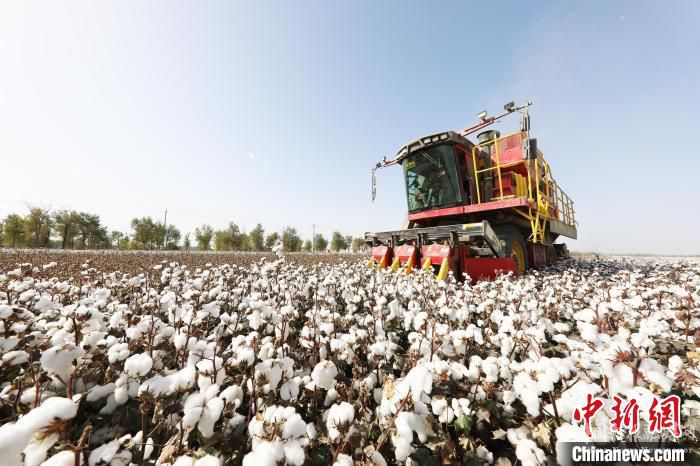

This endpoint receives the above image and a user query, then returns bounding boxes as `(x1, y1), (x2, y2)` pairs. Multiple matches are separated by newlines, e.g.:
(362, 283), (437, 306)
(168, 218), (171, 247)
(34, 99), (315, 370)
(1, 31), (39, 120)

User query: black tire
(494, 225), (528, 274)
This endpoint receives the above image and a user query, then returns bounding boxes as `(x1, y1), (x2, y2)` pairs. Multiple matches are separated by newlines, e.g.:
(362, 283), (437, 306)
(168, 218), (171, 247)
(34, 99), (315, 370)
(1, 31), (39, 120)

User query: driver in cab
(415, 169), (447, 208)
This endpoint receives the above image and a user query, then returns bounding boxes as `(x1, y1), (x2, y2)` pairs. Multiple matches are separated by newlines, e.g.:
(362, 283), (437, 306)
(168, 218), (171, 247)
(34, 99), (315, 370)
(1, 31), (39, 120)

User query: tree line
(0, 206), (366, 252)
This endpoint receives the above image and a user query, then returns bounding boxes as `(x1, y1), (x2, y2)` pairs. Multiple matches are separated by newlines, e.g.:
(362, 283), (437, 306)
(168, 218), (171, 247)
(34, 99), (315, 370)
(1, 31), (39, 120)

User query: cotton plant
(0, 255), (698, 464)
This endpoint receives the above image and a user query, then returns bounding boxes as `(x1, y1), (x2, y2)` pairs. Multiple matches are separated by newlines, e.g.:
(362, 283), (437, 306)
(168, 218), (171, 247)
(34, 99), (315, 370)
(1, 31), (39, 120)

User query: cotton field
(0, 252), (698, 466)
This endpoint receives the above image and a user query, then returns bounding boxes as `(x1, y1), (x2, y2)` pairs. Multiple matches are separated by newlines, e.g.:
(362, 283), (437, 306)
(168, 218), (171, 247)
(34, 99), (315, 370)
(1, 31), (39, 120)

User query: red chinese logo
(610, 395), (640, 434)
(648, 395), (681, 437)
(573, 394), (604, 437)
(573, 394), (682, 438)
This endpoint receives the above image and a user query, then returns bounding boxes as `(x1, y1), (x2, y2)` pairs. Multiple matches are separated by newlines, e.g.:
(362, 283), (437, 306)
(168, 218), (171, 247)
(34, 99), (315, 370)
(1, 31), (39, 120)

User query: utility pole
(312, 224), (315, 252)
(162, 209), (168, 250)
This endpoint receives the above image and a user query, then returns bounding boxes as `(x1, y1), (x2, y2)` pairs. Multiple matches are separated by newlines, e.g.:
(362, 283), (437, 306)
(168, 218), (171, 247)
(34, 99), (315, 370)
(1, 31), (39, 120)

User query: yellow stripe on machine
(390, 256), (400, 272)
(436, 257), (449, 281)
(405, 256), (414, 275)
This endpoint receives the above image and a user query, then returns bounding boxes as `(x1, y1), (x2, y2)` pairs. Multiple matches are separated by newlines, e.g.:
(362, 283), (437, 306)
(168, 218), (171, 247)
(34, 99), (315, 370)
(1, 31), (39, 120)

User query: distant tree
(265, 232), (280, 250)
(313, 233), (328, 252)
(302, 240), (312, 251)
(351, 237), (366, 253)
(25, 207), (52, 248)
(54, 210), (78, 249)
(163, 225), (181, 249)
(0, 219), (4, 245)
(240, 234), (252, 251)
(3, 214), (25, 248)
(110, 231), (124, 249)
(214, 230), (230, 251)
(330, 231), (348, 252)
(184, 234), (191, 251)
(344, 235), (353, 251)
(249, 224), (265, 251)
(282, 226), (302, 252)
(195, 224), (214, 250)
(130, 217), (158, 249)
(75, 212), (107, 249)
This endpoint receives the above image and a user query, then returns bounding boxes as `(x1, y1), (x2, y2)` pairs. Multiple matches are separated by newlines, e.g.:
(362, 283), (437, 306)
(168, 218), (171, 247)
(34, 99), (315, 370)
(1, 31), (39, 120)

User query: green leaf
(455, 414), (474, 434)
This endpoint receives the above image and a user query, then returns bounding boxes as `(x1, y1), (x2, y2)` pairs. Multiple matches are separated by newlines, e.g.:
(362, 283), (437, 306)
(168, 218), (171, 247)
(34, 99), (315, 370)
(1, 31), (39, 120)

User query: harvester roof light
(504, 101), (516, 112)
(477, 111), (487, 120)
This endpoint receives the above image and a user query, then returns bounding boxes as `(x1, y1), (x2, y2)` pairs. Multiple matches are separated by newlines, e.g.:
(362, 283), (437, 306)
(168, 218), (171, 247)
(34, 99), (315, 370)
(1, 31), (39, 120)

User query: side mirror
(525, 138), (538, 160)
(371, 168), (377, 201)
(520, 114), (531, 132)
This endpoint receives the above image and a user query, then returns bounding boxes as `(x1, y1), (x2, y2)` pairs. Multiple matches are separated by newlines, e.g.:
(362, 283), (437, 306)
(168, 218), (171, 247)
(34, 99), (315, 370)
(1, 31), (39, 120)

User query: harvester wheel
(495, 226), (528, 275)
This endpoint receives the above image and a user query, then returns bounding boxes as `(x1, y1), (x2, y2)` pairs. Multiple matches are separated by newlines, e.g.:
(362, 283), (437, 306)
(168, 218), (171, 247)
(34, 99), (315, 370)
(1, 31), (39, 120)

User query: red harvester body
(366, 101), (577, 283)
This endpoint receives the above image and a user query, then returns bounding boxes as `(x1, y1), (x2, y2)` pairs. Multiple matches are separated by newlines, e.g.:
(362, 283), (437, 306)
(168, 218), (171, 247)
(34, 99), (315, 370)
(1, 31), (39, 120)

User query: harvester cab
(366, 101), (577, 283)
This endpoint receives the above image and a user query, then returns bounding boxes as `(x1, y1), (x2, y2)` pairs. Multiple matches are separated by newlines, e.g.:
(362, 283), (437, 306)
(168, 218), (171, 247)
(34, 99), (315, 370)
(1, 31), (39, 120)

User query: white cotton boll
(242, 441), (285, 466)
(282, 439), (305, 465)
(476, 445), (494, 463)
(554, 381), (602, 421)
(513, 372), (540, 416)
(482, 359), (499, 383)
(172, 455), (195, 466)
(107, 343), (130, 363)
(395, 411), (429, 443)
(639, 358), (673, 393)
(392, 434), (415, 462)
(573, 308), (596, 322)
(311, 360), (338, 390)
(143, 437), (154, 460)
(198, 397), (224, 438)
(41, 345), (83, 385)
(403, 363), (433, 402)
(88, 439), (133, 466)
(368, 451), (386, 466)
(555, 422), (589, 464)
(431, 396), (454, 423)
(515, 439), (545, 466)
(553, 322), (570, 333)
(255, 360), (283, 393)
(220, 385), (244, 407)
(306, 422), (317, 440)
(2, 350), (29, 366)
(139, 366), (196, 397)
(247, 310), (262, 330)
(473, 327), (484, 345)
(326, 402), (355, 441)
(0, 396), (79, 466)
(281, 379), (300, 401)
(173, 333), (189, 350)
(124, 353), (153, 377)
(577, 322), (601, 344)
(86, 383), (115, 402)
(333, 454), (353, 466)
(506, 426), (529, 446)
(40, 450), (81, 466)
(668, 355), (683, 374)
(194, 455), (221, 466)
(451, 398), (471, 417)
(0, 304), (12, 319)
(23, 430), (60, 466)
(324, 388), (338, 406)
(282, 413), (308, 439)
(182, 392), (205, 428)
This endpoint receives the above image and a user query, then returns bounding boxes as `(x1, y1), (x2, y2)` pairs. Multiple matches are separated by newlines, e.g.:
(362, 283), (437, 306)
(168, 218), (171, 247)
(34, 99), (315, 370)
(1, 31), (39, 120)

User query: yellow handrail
(469, 131), (576, 243)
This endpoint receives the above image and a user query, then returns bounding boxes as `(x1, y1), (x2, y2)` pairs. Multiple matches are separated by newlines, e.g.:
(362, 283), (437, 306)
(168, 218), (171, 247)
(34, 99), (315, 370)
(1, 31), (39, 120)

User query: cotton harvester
(366, 101), (577, 283)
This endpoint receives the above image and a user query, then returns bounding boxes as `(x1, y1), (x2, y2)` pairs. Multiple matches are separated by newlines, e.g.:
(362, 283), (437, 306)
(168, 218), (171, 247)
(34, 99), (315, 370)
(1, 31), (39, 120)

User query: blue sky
(1, 1), (698, 254)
